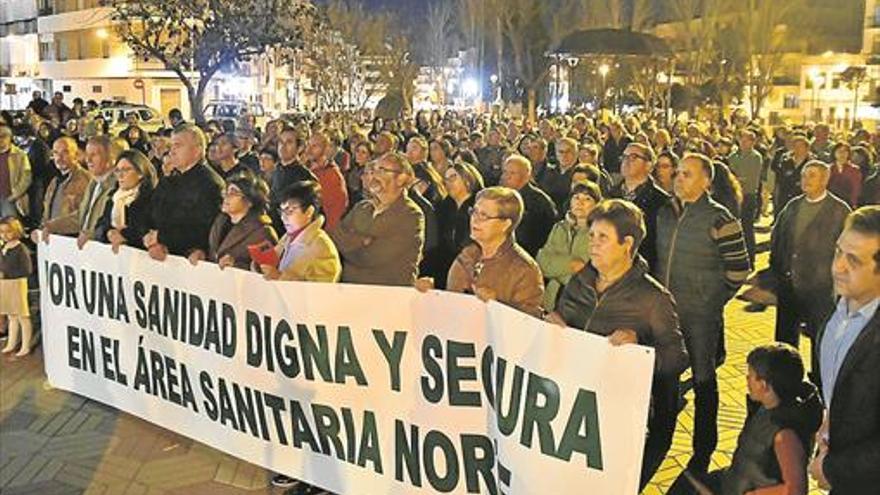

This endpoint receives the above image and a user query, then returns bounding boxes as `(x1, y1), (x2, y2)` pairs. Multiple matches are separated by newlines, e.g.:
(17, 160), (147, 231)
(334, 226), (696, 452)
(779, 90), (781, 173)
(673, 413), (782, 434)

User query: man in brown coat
(35, 136), (92, 240)
(331, 152), (424, 286)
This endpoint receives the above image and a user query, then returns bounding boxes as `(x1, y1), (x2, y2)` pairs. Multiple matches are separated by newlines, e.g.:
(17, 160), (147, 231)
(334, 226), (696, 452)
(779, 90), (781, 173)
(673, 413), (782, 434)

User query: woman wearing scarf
(97, 149), (157, 251)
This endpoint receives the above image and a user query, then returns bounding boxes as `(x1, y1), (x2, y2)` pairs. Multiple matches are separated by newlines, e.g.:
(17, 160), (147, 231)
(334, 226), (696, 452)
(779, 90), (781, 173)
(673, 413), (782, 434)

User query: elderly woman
(547, 199), (688, 491)
(536, 180), (601, 310)
(259, 180), (341, 282)
(189, 173), (277, 270)
(420, 186), (544, 317)
(97, 149), (157, 251)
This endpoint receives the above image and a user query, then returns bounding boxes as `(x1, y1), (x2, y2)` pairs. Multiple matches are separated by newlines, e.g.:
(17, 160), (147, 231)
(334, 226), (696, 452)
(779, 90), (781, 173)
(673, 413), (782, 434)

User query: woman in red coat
(828, 142), (862, 207)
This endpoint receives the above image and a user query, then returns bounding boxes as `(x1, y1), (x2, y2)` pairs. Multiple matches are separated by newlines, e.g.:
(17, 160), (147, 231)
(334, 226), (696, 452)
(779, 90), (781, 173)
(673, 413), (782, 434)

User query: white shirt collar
(805, 191), (827, 203)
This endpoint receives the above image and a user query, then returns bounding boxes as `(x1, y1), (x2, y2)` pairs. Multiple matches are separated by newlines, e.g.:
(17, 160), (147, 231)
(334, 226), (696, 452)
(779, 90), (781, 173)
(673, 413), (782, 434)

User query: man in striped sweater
(655, 153), (752, 479)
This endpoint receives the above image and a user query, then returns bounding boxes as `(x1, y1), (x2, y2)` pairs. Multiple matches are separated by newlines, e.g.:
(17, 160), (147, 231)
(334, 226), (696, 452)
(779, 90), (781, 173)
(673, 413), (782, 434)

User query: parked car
(203, 100), (270, 130)
(89, 104), (165, 135)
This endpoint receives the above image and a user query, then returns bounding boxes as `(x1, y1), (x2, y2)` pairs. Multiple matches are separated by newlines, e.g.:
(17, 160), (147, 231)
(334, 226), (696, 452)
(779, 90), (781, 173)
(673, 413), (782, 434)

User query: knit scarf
(110, 187), (140, 229)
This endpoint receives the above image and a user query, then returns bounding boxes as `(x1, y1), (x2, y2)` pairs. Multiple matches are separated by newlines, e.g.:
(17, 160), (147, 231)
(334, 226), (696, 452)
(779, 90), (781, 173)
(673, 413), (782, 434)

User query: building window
(37, 0), (53, 15)
(54, 0), (79, 14)
(55, 30), (86, 61)
(832, 74), (842, 89)
(39, 42), (55, 62)
(783, 94), (799, 109)
(80, 30), (106, 59)
(92, 85), (102, 93)
(62, 85), (72, 92)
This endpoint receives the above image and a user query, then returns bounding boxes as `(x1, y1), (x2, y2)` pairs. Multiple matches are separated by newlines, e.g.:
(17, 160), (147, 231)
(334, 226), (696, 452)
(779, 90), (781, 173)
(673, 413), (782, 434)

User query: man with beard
(331, 152), (424, 286)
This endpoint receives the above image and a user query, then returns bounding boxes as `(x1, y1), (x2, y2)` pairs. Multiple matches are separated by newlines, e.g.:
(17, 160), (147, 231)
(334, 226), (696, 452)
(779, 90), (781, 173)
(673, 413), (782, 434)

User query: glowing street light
(598, 64), (610, 109)
(96, 28), (109, 39)
(463, 77), (479, 99)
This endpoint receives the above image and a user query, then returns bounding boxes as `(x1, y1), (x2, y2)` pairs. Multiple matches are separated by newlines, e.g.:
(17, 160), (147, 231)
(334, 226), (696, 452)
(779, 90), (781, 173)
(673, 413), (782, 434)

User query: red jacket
(828, 162), (862, 207)
(310, 161), (349, 231)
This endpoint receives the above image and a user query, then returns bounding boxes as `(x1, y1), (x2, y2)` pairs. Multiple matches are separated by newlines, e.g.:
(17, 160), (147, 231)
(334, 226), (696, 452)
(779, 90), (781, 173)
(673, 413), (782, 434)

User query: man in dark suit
(144, 124), (224, 260)
(499, 154), (557, 257)
(770, 160), (851, 349)
(810, 205), (880, 494)
(611, 142), (670, 270)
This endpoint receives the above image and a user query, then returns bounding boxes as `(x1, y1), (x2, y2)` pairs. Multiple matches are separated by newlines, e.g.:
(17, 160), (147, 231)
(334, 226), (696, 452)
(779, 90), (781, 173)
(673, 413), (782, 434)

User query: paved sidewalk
(1, 252), (824, 494)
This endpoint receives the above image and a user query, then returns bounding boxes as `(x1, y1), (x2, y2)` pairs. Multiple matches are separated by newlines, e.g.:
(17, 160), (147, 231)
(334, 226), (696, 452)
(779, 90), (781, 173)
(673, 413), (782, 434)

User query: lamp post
(598, 63), (610, 110)
(808, 68), (825, 123)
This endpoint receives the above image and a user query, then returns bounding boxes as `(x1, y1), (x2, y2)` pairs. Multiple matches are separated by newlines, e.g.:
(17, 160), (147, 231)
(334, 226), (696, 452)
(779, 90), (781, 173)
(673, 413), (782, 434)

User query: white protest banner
(38, 236), (655, 494)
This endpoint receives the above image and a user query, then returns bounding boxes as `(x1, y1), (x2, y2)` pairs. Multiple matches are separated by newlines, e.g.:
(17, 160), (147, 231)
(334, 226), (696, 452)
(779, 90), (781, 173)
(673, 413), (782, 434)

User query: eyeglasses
(278, 204), (303, 217)
(622, 153), (649, 162)
(364, 165), (401, 176)
(468, 207), (504, 222)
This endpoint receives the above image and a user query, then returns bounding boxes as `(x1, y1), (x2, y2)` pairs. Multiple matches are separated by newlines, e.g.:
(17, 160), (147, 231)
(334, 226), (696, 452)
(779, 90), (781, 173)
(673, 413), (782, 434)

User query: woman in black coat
(434, 162), (484, 289)
(97, 149), (157, 250)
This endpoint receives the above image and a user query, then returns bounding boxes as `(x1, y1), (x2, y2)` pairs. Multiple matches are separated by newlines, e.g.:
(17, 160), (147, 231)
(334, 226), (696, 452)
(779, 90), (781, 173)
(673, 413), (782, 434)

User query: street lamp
(598, 63), (610, 109)
(809, 68), (825, 123)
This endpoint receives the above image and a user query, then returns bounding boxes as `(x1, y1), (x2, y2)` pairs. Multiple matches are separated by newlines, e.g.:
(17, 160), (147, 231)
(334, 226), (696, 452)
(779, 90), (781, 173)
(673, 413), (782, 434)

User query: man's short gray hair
(173, 123), (207, 153)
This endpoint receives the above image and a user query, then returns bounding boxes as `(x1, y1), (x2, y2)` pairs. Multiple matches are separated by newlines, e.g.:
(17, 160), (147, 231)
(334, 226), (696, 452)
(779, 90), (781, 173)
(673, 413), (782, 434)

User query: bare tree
(496, 0), (588, 121)
(105, 0), (315, 123)
(426, 1), (457, 105)
(741, 0), (803, 119)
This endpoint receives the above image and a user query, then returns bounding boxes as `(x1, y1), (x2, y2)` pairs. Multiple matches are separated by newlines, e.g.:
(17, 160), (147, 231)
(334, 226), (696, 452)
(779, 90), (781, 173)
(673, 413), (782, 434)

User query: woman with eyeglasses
(421, 186), (544, 318)
(263, 187), (339, 489)
(96, 149), (157, 251)
(189, 172), (277, 270)
(652, 150), (678, 195)
(536, 180), (601, 310)
(259, 180), (341, 283)
(433, 162), (484, 289)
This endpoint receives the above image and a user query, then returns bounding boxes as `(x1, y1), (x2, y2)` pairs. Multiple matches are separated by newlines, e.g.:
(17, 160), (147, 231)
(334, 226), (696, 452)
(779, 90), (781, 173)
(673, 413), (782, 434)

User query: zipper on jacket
(663, 202), (689, 288)
(584, 285), (605, 331)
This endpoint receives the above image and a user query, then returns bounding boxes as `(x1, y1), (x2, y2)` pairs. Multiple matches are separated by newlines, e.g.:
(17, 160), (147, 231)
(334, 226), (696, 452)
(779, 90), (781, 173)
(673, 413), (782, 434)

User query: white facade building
(1, 0), (311, 120)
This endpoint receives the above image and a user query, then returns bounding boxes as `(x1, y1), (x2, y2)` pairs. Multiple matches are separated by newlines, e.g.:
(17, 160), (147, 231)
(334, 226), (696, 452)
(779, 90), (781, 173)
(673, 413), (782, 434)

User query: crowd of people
(1, 90), (879, 495)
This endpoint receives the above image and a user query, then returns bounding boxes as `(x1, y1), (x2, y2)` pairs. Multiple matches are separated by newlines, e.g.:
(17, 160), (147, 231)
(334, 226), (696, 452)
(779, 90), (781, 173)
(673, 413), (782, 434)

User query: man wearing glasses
(611, 142), (670, 271)
(331, 152), (424, 286)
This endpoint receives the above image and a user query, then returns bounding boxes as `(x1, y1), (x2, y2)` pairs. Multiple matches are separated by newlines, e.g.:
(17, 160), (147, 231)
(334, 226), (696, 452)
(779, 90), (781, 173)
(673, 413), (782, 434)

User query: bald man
(500, 154), (557, 257)
(37, 136), (92, 239)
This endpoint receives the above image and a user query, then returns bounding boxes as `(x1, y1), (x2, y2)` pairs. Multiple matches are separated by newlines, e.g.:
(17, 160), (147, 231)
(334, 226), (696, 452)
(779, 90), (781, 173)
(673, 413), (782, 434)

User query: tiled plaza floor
(1, 252), (824, 494)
